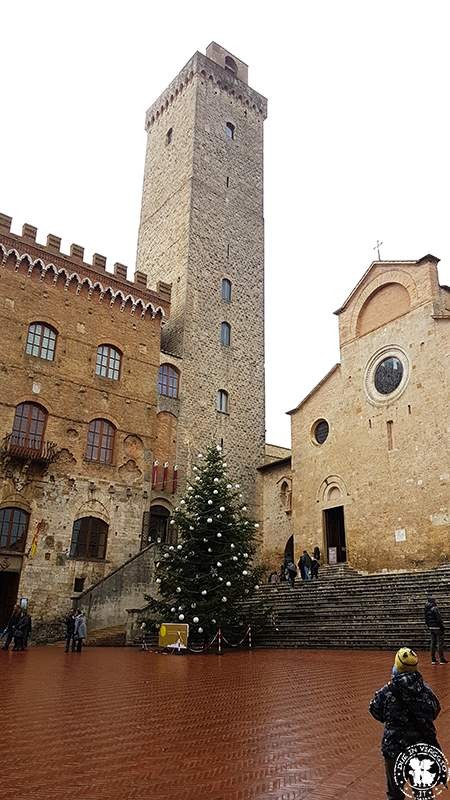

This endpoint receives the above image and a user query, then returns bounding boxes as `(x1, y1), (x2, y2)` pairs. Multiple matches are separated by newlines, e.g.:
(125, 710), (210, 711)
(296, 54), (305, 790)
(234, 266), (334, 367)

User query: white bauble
(217, 533), (222, 538)
(201, 590), (207, 596)
(216, 445), (222, 452)
(242, 506), (247, 511)
(217, 561), (222, 567)
(189, 526), (194, 531)
(242, 570), (248, 576)
(219, 577), (223, 581)
(213, 490), (218, 495)
(254, 523), (260, 529)
(195, 477), (201, 482)
(235, 484), (240, 489)
(227, 484), (232, 489)
(232, 556), (238, 561)
(208, 500), (213, 505)
(230, 544), (235, 549)
(164, 553), (169, 559)
(223, 462), (227, 467)
(213, 478), (219, 483)
(243, 552), (248, 558)
(176, 586), (181, 592)
(198, 453), (203, 458)
(208, 548), (212, 553)
(220, 506), (225, 512)
(171, 607), (176, 612)
(193, 466), (198, 472)
(177, 544), (182, 550)
(198, 627), (203, 633)
(156, 577), (161, 583)
(226, 581), (231, 587)
(193, 616), (199, 624)
(180, 500), (185, 505)
(169, 545), (174, 551)
(178, 614), (185, 621)
(157, 537), (161, 543)
(170, 520), (175, 525)
(255, 585), (260, 590)
(178, 606), (183, 611)
(207, 518), (213, 523)
(222, 596), (227, 603)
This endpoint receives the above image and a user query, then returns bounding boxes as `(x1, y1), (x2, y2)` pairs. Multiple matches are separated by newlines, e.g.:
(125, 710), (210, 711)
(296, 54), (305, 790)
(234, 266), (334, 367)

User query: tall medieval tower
(136, 43), (267, 512)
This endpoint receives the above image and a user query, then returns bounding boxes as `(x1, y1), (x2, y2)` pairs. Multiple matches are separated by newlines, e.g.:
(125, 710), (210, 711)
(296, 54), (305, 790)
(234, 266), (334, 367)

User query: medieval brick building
(0, 42), (268, 625)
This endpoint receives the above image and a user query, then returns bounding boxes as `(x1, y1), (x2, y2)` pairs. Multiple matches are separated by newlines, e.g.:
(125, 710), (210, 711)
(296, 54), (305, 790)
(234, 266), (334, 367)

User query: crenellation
(0, 213), (12, 232)
(46, 233), (61, 252)
(134, 270), (147, 289)
(70, 243), (84, 261)
(22, 223), (37, 241)
(92, 253), (107, 271)
(114, 262), (128, 281)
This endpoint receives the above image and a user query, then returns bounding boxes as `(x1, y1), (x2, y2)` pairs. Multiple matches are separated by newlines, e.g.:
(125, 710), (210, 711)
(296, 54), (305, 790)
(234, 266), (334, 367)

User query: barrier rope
(221, 625), (251, 648)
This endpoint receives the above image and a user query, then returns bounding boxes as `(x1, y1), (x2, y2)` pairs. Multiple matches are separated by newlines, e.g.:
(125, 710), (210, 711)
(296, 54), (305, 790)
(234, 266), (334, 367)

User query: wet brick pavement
(0, 647), (449, 800)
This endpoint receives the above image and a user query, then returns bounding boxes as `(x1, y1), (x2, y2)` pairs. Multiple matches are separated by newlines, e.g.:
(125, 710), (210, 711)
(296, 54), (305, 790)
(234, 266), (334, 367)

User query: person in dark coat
(313, 546), (321, 561)
(65, 610), (77, 653)
(285, 560), (297, 588)
(12, 611), (30, 651)
(300, 550), (312, 581)
(369, 647), (442, 800)
(311, 551), (320, 580)
(297, 555), (306, 581)
(22, 610), (32, 649)
(74, 611), (87, 652)
(2, 604), (21, 651)
(424, 596), (448, 664)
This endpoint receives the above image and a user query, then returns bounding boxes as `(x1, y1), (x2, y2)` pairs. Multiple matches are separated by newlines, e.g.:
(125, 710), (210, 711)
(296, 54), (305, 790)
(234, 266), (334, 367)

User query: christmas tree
(145, 444), (263, 640)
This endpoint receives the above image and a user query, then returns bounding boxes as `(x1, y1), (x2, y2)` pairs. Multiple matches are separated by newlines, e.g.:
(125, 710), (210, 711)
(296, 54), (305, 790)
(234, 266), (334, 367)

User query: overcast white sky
(2, 1), (449, 447)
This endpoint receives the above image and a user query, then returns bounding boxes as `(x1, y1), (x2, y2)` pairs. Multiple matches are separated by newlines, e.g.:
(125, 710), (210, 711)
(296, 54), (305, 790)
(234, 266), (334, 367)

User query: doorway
(284, 534), (294, 563)
(0, 572), (20, 628)
(323, 506), (347, 564)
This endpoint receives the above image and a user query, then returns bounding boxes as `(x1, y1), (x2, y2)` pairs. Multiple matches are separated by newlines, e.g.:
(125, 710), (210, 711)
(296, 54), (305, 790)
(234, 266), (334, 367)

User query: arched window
(220, 322), (231, 346)
(166, 127), (173, 145)
(70, 516), (108, 560)
(95, 345), (121, 381)
(225, 122), (235, 140)
(216, 389), (229, 413)
(225, 56), (238, 76)
(158, 364), (180, 398)
(221, 278), (232, 303)
(0, 508), (30, 553)
(85, 419), (115, 464)
(280, 480), (291, 511)
(26, 322), (57, 361)
(11, 403), (47, 451)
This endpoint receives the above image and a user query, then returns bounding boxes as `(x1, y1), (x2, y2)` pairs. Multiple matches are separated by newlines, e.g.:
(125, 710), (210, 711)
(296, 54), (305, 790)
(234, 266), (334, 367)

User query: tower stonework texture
(137, 43), (267, 512)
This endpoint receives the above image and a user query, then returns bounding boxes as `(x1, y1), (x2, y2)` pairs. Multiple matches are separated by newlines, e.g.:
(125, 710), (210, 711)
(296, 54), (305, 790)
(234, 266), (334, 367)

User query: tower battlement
(144, 46), (267, 131)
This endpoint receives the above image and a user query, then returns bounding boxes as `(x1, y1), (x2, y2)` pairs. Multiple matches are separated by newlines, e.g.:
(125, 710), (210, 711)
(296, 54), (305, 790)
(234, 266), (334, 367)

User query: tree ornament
(207, 518), (213, 523)
(195, 476), (201, 482)
(198, 453), (203, 458)
(169, 545), (174, 551)
(157, 537), (161, 543)
(170, 519), (175, 525)
(175, 507), (179, 512)
(178, 606), (183, 611)
(242, 506), (247, 511)
(217, 532), (222, 538)
(220, 506), (225, 512)
(216, 445), (222, 451)
(164, 553), (169, 559)
(243, 552), (248, 558)
(217, 561), (222, 567)
(156, 577), (161, 583)
(198, 627), (203, 633)
(230, 544), (235, 549)
(178, 614), (185, 620)
(219, 577), (223, 581)
(232, 556), (238, 561)
(222, 596), (227, 602)
(223, 462), (227, 467)
(208, 500), (213, 505)
(227, 484), (232, 489)
(254, 523), (260, 528)
(176, 586), (181, 592)
(208, 547), (212, 552)
(203, 538), (208, 542)
(177, 544), (182, 550)
(242, 570), (248, 576)
(212, 619), (216, 624)
(213, 478), (219, 483)
(201, 590), (207, 596)
(235, 484), (240, 489)
(226, 581), (231, 587)
(193, 466), (198, 472)
(180, 500), (186, 505)
(255, 585), (260, 590)
(213, 490), (218, 495)
(193, 616), (199, 624)
(171, 607), (176, 612)
(189, 526), (194, 531)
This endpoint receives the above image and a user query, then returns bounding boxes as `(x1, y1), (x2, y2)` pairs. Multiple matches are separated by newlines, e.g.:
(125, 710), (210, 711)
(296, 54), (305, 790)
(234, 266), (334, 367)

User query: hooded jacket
(425, 600), (444, 631)
(369, 671), (440, 758)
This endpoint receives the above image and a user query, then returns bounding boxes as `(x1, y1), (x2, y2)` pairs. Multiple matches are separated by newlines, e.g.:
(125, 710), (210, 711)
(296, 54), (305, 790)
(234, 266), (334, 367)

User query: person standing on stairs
(285, 559), (297, 588)
(425, 596), (448, 664)
(299, 550), (312, 581)
(369, 647), (443, 800)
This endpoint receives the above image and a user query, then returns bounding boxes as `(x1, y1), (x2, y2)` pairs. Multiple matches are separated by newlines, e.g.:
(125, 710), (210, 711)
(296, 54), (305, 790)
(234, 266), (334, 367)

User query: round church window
(374, 356), (403, 395)
(313, 419), (329, 444)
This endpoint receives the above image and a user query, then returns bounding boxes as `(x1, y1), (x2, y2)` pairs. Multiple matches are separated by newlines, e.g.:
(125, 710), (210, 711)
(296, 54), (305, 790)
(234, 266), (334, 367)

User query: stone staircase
(241, 564), (450, 649)
(85, 625), (126, 647)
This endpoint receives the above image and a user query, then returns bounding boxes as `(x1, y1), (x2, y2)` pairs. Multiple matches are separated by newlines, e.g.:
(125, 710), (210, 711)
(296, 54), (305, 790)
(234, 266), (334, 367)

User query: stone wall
(258, 459), (293, 571)
(136, 47), (267, 515)
(77, 544), (157, 630)
(290, 257), (450, 571)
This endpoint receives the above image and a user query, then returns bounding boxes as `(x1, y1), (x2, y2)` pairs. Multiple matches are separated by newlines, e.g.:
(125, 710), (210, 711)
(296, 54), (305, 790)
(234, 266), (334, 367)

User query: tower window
(221, 278), (232, 303)
(26, 322), (57, 361)
(226, 176), (230, 188)
(96, 345), (121, 381)
(224, 56), (238, 76)
(216, 390), (229, 414)
(225, 122), (235, 140)
(166, 128), (173, 145)
(220, 322), (231, 347)
(158, 364), (180, 398)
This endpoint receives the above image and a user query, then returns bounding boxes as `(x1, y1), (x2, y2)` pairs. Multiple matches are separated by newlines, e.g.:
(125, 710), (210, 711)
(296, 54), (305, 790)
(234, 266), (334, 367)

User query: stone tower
(136, 43), (267, 512)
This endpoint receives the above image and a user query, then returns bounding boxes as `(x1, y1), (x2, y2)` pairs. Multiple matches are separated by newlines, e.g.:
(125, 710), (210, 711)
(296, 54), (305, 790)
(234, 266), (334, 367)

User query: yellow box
(158, 622), (189, 649)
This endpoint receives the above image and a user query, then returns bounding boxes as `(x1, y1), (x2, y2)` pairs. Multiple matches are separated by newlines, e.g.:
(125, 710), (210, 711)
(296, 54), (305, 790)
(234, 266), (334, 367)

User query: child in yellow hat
(370, 648), (442, 799)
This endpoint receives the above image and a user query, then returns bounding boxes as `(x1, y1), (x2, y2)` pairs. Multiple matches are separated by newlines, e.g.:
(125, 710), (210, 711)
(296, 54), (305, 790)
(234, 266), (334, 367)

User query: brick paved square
(0, 648), (448, 799)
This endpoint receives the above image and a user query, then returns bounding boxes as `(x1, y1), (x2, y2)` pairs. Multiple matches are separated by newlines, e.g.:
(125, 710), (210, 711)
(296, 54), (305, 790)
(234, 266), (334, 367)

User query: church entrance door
(324, 506), (347, 564)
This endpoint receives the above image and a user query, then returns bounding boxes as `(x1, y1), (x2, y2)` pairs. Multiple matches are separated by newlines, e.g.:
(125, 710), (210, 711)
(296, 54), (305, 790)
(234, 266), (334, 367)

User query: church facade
(287, 255), (450, 572)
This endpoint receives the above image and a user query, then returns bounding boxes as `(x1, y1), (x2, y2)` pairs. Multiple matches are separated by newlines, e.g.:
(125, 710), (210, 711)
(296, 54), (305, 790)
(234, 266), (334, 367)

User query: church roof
(287, 364), (340, 415)
(333, 254), (440, 315)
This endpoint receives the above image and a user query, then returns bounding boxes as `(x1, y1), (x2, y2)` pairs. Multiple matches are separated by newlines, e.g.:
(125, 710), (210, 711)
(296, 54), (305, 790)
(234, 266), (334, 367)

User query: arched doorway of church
(323, 506), (347, 564)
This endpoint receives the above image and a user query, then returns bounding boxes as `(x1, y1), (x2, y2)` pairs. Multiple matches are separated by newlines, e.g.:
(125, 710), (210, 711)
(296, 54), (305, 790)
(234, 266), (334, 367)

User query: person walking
(313, 546), (321, 561)
(300, 550), (312, 581)
(425, 596), (448, 664)
(74, 610), (87, 652)
(311, 551), (320, 580)
(64, 610), (77, 653)
(1, 604), (21, 651)
(12, 611), (29, 651)
(22, 609), (32, 649)
(297, 554), (306, 581)
(369, 647), (442, 800)
(285, 560), (297, 588)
